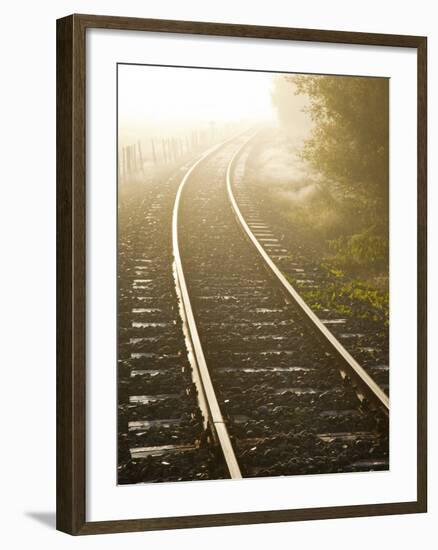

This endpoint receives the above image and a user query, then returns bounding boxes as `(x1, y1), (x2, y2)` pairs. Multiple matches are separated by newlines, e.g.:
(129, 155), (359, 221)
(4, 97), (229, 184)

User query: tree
(272, 75), (389, 229)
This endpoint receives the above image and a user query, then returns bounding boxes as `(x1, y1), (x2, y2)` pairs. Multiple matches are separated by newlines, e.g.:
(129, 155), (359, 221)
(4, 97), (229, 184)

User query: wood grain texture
(74, 13), (425, 47)
(416, 37), (428, 513)
(56, 13), (428, 535)
(56, 14), (86, 535)
(77, 501), (422, 536)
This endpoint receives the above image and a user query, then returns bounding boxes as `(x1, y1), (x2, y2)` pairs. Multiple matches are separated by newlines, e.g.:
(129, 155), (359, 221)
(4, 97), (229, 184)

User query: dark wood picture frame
(57, 13), (427, 535)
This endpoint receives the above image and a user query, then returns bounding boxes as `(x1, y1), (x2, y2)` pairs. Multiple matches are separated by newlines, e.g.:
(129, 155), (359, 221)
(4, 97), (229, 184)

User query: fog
(119, 64), (274, 141)
(118, 65), (312, 178)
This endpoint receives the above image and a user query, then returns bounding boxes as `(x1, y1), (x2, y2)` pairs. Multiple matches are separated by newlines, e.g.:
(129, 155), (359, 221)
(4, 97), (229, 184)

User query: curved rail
(226, 138), (390, 416)
(172, 137), (243, 479)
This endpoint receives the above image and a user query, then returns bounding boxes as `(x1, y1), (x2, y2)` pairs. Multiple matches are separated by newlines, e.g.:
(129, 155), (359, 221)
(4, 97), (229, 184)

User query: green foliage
(300, 276), (389, 326)
(270, 74), (390, 285)
(272, 74), (389, 226)
(320, 263), (344, 278)
(328, 229), (389, 272)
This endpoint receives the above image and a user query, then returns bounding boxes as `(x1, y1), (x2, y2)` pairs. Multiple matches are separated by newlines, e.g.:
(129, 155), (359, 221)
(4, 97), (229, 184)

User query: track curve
(172, 136), (245, 479)
(176, 134), (389, 479)
(226, 137), (389, 415)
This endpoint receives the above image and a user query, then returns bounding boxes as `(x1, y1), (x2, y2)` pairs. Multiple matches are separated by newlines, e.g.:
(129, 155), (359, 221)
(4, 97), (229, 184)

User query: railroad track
(232, 131), (390, 395)
(118, 133), (389, 484)
(117, 161), (228, 484)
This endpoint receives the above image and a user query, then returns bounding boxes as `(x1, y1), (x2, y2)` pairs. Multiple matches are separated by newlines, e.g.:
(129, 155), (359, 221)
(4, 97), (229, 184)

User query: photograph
(0, 0), (430, 543)
(116, 64), (390, 485)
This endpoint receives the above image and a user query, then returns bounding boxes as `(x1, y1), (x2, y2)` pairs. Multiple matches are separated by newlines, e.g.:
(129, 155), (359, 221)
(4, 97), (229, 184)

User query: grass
(298, 269), (389, 326)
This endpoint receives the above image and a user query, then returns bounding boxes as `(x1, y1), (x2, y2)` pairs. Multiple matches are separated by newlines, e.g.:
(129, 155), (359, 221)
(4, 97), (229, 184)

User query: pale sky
(118, 64), (312, 147)
(119, 64), (274, 125)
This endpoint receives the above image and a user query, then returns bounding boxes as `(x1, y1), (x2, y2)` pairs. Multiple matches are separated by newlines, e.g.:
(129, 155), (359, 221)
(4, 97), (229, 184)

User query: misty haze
(117, 64), (389, 485)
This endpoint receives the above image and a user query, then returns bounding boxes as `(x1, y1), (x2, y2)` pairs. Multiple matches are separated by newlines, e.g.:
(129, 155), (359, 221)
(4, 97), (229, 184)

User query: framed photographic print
(56, 14), (427, 535)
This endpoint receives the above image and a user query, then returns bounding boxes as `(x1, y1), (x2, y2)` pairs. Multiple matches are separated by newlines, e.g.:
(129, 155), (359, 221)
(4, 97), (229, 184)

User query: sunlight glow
(118, 64), (276, 143)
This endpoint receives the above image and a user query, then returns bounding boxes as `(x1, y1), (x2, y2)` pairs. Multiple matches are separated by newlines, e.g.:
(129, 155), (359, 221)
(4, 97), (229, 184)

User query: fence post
(137, 140), (144, 172)
(151, 139), (157, 165)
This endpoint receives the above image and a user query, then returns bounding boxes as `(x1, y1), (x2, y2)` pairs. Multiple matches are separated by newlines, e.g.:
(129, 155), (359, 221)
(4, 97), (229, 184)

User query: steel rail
(172, 136), (244, 479)
(226, 138), (390, 416)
